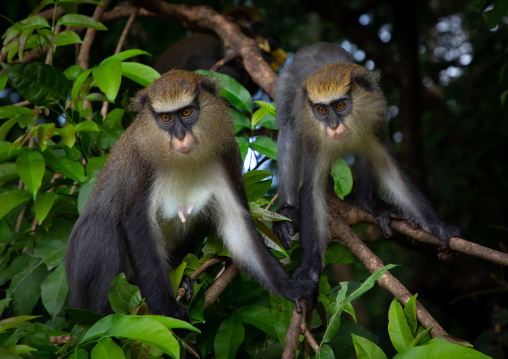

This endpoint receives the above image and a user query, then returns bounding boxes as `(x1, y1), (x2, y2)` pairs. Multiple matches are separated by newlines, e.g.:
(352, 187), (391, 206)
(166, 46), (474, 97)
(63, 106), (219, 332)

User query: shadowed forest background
(0, 0), (507, 358)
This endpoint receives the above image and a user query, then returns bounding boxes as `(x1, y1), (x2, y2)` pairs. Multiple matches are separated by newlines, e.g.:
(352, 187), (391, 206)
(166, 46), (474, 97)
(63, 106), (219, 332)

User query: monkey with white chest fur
(273, 42), (461, 298)
(65, 70), (314, 320)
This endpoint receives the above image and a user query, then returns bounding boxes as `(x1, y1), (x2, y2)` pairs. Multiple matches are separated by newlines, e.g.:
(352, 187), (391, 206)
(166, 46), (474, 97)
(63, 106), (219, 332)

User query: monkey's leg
(66, 216), (127, 315)
(124, 198), (189, 321)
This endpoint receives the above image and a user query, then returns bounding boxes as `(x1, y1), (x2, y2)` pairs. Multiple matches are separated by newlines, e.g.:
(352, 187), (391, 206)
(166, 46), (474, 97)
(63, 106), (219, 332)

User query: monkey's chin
(327, 125), (351, 141)
(174, 144), (197, 154)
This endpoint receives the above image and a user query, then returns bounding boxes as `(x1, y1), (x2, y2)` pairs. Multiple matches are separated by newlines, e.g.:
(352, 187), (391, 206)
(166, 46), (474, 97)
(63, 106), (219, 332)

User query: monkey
(65, 70), (314, 321)
(272, 42), (461, 294)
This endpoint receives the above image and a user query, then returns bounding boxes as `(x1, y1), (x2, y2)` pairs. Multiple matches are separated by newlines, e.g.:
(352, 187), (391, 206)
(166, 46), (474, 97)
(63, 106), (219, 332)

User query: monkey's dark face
(310, 96), (352, 141)
(154, 102), (200, 154)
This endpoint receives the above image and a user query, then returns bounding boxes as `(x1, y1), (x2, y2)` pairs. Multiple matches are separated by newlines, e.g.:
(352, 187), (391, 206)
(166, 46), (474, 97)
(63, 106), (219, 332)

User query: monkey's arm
(217, 144), (315, 311)
(358, 143), (461, 247)
(273, 73), (303, 249)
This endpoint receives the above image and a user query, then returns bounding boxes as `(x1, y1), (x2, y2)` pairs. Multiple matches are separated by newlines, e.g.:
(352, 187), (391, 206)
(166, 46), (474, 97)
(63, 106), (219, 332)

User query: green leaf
(229, 108), (250, 134)
(388, 297), (414, 353)
(0, 118), (18, 141)
(0, 190), (31, 221)
(37, 123), (55, 151)
(26, 324), (57, 359)
(71, 68), (92, 101)
(352, 334), (388, 359)
(393, 340), (491, 359)
(82, 315), (184, 358)
(8, 262), (48, 315)
(0, 74), (8, 93)
(331, 158), (353, 199)
(63, 65), (83, 81)
(0, 315), (40, 334)
(250, 136), (277, 160)
(85, 156), (107, 176)
(236, 306), (277, 337)
(56, 14), (107, 30)
(92, 337), (125, 359)
(55, 124), (76, 147)
(109, 49), (151, 62)
(235, 136), (248, 162)
(37, 28), (57, 52)
(0, 105), (33, 119)
(121, 62), (160, 87)
(77, 173), (97, 214)
(55, 30), (82, 46)
(34, 191), (55, 223)
(324, 242), (359, 265)
(75, 121), (100, 132)
(195, 70), (253, 113)
(243, 170), (272, 202)
(411, 327), (432, 347)
(41, 263), (68, 318)
(43, 149), (85, 182)
(316, 344), (336, 359)
(108, 273), (141, 315)
(270, 294), (294, 346)
(214, 313), (245, 359)
(2, 63), (70, 105)
(19, 15), (50, 31)
(0, 162), (18, 185)
(93, 58), (122, 103)
(404, 294), (418, 336)
(169, 261), (186, 297)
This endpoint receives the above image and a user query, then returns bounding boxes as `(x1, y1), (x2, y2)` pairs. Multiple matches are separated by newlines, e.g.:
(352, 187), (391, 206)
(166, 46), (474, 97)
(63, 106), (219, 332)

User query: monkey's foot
(179, 275), (195, 302)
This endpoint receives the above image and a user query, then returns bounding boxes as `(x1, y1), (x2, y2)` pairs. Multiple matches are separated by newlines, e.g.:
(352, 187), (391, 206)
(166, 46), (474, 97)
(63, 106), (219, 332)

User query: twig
(282, 300), (307, 359)
(203, 262), (240, 309)
(77, 0), (111, 71)
(101, 8), (138, 119)
(209, 50), (241, 72)
(301, 326), (319, 354)
(176, 256), (230, 300)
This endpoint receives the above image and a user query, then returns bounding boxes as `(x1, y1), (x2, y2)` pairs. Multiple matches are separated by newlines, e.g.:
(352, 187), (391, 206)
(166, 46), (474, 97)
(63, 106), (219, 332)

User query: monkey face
(155, 104), (200, 154)
(310, 97), (352, 141)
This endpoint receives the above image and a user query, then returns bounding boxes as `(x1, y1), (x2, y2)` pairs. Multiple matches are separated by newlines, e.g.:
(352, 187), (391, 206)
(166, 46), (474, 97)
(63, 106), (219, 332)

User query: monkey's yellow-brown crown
(304, 63), (369, 103)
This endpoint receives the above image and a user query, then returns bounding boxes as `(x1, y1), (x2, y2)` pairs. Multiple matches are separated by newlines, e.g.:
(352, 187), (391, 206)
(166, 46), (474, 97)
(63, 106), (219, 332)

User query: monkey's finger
(178, 210), (186, 223)
(295, 300), (303, 314)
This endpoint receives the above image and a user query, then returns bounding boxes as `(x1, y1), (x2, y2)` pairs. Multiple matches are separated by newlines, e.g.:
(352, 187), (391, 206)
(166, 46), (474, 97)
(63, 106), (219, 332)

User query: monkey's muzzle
(327, 122), (350, 141)
(172, 133), (197, 154)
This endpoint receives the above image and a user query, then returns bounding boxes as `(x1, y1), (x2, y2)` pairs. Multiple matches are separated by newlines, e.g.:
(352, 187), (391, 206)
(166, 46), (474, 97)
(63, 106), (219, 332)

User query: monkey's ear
(354, 70), (381, 93)
(131, 88), (150, 112)
(198, 76), (218, 96)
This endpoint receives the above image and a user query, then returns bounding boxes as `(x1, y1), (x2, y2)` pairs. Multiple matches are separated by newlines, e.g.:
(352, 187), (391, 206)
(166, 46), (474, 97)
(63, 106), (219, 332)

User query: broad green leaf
(2, 344), (37, 355)
(0, 74), (7, 92)
(2, 63), (70, 105)
(93, 58), (122, 102)
(18, 28), (33, 61)
(63, 64), (83, 81)
(75, 121), (100, 132)
(55, 30), (82, 46)
(252, 217), (288, 254)
(169, 261), (186, 297)
(0, 347), (22, 358)
(257, 112), (277, 129)
(229, 108), (250, 134)
(8, 261), (48, 315)
(41, 263), (68, 318)
(57, 14), (107, 30)
(393, 340), (491, 359)
(249, 203), (286, 221)
(214, 313), (245, 359)
(55, 124), (76, 147)
(0, 315), (40, 334)
(0, 105), (33, 119)
(0, 190), (31, 221)
(85, 92), (109, 102)
(37, 28), (57, 52)
(43, 149), (85, 182)
(324, 242), (359, 265)
(109, 49), (151, 62)
(243, 170), (272, 202)
(35, 192), (55, 223)
(388, 298), (414, 353)
(92, 337), (125, 359)
(71, 68), (92, 101)
(0, 117), (18, 141)
(316, 344), (336, 359)
(26, 324), (57, 358)
(322, 282), (348, 344)
(252, 101), (277, 129)
(121, 62), (160, 87)
(77, 174), (97, 214)
(109, 273), (141, 315)
(16, 151), (45, 200)
(18, 15), (50, 31)
(195, 70), (253, 113)
(331, 158), (353, 199)
(68, 348), (88, 359)
(236, 306), (276, 337)
(411, 327), (432, 347)
(37, 123), (55, 151)
(82, 315), (182, 358)
(0, 162), (18, 185)
(352, 333), (388, 359)
(235, 136), (248, 162)
(250, 136), (277, 160)
(251, 106), (272, 129)
(270, 294), (294, 346)
(404, 294), (418, 336)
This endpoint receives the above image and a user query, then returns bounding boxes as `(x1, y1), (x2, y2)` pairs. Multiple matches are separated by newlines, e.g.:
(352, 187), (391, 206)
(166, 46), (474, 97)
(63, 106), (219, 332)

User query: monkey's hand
(273, 206), (299, 250)
(283, 278), (317, 314)
(179, 275), (195, 303)
(356, 200), (404, 238)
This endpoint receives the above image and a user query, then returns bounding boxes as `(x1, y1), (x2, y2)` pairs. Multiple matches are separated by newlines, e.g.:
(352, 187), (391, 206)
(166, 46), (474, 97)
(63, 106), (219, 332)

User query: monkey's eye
(316, 106), (328, 114)
(161, 114), (173, 122)
(335, 102), (346, 111)
(181, 108), (193, 118)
